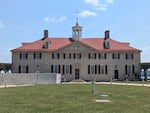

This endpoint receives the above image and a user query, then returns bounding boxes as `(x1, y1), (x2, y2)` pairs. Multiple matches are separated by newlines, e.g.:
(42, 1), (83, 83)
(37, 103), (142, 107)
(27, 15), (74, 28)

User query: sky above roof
(0, 0), (150, 63)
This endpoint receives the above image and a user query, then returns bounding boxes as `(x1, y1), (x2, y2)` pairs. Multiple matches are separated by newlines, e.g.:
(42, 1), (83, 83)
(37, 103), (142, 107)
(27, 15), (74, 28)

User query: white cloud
(50, 17), (56, 22)
(44, 17), (55, 22)
(0, 20), (5, 28)
(84, 0), (114, 10)
(44, 17), (50, 22)
(84, 0), (99, 6)
(44, 16), (67, 23)
(79, 10), (97, 17)
(84, 0), (107, 10)
(106, 0), (114, 4)
(98, 5), (107, 10)
(59, 16), (67, 22)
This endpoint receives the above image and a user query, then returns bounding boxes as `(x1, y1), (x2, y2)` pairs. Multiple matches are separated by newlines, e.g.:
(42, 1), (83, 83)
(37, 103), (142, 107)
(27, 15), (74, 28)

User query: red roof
(11, 37), (141, 52)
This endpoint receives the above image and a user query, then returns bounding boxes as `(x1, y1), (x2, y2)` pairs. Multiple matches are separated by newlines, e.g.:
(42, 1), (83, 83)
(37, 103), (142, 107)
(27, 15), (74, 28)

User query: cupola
(72, 16), (82, 41)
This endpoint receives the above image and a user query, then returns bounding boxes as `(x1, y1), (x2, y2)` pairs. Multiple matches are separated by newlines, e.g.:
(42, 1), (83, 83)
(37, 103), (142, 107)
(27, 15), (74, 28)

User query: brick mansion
(11, 20), (141, 81)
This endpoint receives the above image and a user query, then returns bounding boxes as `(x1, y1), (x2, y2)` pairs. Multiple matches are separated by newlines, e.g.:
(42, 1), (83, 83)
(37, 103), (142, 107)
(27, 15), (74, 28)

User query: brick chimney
(104, 30), (110, 39)
(44, 30), (48, 38)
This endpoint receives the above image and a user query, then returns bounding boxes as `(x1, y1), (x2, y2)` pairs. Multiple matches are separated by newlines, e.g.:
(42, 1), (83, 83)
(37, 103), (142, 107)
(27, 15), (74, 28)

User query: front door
(114, 70), (118, 79)
(75, 69), (80, 79)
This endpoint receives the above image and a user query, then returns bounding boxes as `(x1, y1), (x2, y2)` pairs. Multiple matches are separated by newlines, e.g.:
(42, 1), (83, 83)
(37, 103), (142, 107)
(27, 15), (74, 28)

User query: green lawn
(0, 84), (150, 113)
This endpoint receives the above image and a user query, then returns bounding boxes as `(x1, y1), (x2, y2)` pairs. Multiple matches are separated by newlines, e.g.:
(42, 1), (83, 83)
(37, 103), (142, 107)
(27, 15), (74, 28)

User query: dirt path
(1, 81), (150, 88)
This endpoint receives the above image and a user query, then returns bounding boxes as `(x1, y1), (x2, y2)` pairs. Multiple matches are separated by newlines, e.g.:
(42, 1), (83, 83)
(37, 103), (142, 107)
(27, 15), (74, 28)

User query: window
(51, 65), (60, 73)
(99, 53), (106, 59)
(63, 53), (81, 59)
(101, 66), (104, 74)
(131, 54), (134, 59)
(54, 65), (58, 73)
(69, 54), (71, 59)
(89, 53), (96, 59)
(60, 65), (72, 74)
(112, 53), (120, 59)
(18, 65), (28, 73)
(22, 65), (26, 73)
(91, 65), (95, 74)
(132, 65), (135, 74)
(73, 53), (81, 59)
(73, 30), (75, 36)
(125, 65), (132, 75)
(128, 66), (131, 74)
(43, 41), (49, 48)
(88, 65), (107, 75)
(74, 45), (80, 49)
(126, 53), (134, 59)
(88, 65), (96, 74)
(65, 65), (72, 74)
(20, 53), (28, 59)
(64, 53), (71, 59)
(52, 53), (59, 59)
(34, 53), (42, 59)
(104, 39), (110, 49)
(66, 65), (70, 74)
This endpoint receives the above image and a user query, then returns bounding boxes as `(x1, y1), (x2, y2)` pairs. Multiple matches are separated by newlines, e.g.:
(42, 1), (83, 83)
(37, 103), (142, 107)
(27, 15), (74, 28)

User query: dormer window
(104, 30), (110, 49)
(42, 29), (50, 48)
(104, 39), (110, 49)
(43, 41), (49, 48)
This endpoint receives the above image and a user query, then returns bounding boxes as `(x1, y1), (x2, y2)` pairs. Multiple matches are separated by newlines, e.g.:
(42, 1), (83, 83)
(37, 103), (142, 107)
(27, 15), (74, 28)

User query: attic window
(74, 45), (79, 49)
(43, 41), (49, 48)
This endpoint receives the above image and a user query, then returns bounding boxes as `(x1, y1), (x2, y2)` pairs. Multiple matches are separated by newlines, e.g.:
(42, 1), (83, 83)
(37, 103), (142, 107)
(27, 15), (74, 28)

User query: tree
(0, 63), (11, 73)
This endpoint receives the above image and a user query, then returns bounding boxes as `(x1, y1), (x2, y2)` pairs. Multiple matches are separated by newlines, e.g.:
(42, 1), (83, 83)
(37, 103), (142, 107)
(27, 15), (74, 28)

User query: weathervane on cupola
(72, 11), (82, 41)
(75, 11), (79, 25)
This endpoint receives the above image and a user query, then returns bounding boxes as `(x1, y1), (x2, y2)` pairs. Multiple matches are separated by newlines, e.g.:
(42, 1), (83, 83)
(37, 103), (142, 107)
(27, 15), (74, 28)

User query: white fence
(0, 73), (61, 87)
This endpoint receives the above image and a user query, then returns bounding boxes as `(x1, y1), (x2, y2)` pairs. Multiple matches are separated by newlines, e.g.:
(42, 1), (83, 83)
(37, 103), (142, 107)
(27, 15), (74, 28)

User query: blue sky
(0, 0), (150, 63)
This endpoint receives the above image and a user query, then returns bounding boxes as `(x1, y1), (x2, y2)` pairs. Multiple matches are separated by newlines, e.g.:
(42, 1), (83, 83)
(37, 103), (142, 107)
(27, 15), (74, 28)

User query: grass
(0, 84), (150, 113)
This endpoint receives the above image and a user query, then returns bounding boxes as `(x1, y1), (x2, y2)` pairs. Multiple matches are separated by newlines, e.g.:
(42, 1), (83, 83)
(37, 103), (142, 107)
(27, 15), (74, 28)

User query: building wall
(12, 42), (141, 81)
